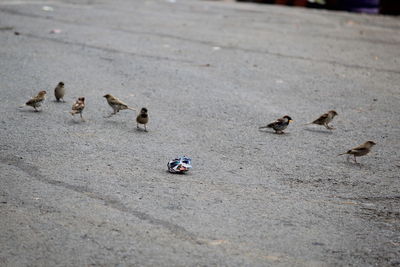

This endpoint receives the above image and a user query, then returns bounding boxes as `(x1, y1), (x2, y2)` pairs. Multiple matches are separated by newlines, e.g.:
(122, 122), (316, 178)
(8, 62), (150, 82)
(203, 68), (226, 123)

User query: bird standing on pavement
(54, 82), (65, 102)
(136, 107), (149, 131)
(305, 110), (338, 130)
(20, 90), (47, 112)
(70, 97), (85, 121)
(103, 94), (135, 117)
(338, 141), (376, 163)
(259, 115), (293, 134)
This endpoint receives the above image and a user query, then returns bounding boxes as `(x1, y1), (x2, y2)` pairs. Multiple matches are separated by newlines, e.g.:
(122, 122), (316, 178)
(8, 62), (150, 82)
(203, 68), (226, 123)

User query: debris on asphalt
(50, 29), (62, 34)
(167, 156), (192, 173)
(0, 26), (14, 31)
(42, 6), (54, 12)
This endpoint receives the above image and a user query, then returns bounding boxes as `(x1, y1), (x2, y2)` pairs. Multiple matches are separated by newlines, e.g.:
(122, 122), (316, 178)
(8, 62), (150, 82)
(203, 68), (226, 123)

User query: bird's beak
(289, 120), (294, 123)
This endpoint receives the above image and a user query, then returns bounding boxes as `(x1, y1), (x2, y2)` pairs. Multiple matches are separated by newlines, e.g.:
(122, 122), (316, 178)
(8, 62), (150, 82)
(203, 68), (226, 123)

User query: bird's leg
(80, 113), (85, 122)
(137, 123), (139, 129)
(144, 124), (147, 132)
(33, 106), (38, 112)
(346, 155), (350, 162)
(106, 111), (115, 118)
(326, 124), (335, 130)
(353, 155), (358, 163)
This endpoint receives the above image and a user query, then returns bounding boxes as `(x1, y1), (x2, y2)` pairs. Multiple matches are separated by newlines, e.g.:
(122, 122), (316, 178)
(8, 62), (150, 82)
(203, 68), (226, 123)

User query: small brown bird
(305, 110), (338, 130)
(136, 107), (149, 131)
(54, 82), (65, 102)
(21, 90), (47, 112)
(259, 115), (293, 134)
(70, 97), (85, 121)
(103, 94), (135, 117)
(338, 141), (376, 163)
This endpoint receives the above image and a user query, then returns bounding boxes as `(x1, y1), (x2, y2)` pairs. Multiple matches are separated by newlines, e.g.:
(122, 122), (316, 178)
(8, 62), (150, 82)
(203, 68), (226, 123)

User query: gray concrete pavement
(0, 0), (399, 266)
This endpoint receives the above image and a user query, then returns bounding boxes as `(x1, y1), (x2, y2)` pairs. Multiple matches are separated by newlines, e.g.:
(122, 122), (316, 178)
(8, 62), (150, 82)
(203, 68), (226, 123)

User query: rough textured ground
(0, 0), (399, 266)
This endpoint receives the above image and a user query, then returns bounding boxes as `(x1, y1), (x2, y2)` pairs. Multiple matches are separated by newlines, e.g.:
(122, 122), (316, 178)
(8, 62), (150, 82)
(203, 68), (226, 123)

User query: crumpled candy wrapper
(167, 156), (192, 173)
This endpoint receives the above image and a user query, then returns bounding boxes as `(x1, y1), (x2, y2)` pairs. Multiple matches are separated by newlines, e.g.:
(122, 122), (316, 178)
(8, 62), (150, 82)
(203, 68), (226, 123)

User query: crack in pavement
(0, 155), (206, 245)
(22, 33), (195, 64)
(1, 7), (399, 75)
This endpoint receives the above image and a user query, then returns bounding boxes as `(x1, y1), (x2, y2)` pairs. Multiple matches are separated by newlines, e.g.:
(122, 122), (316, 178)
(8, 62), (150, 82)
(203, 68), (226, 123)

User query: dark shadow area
(236, 0), (400, 15)
(17, 108), (42, 113)
(67, 119), (85, 125)
(304, 128), (334, 134)
(259, 129), (292, 136)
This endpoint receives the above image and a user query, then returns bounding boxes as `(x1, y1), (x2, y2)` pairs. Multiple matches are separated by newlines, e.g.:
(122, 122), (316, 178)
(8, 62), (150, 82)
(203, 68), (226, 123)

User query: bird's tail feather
(128, 107), (136, 111)
(337, 151), (349, 156)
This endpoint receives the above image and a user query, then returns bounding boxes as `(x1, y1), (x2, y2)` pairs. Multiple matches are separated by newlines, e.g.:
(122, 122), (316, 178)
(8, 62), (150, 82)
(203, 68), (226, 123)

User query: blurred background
(236, 0), (400, 15)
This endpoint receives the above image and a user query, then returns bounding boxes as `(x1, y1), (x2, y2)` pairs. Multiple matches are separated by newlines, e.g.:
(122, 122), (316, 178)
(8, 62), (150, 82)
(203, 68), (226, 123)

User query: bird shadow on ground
(134, 127), (148, 133)
(339, 160), (366, 169)
(103, 119), (137, 133)
(102, 118), (127, 124)
(304, 128), (334, 134)
(259, 129), (291, 136)
(17, 108), (42, 113)
(127, 127), (148, 134)
(67, 119), (85, 125)
(164, 170), (190, 176)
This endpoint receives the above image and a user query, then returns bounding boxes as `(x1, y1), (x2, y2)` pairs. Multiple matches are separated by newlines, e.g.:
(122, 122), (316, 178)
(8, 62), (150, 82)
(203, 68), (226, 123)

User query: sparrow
(259, 115), (293, 134)
(21, 90), (47, 112)
(70, 97), (85, 121)
(103, 94), (135, 117)
(305, 110), (338, 130)
(136, 107), (149, 131)
(338, 141), (376, 163)
(54, 82), (65, 102)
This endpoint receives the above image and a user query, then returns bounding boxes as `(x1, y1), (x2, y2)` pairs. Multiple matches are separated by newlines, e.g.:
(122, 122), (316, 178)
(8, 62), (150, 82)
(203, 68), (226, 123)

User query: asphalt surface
(0, 0), (399, 266)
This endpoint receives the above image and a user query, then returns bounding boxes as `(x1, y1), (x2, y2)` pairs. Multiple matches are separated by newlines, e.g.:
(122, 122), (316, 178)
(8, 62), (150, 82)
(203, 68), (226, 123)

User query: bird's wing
(347, 147), (368, 155)
(26, 98), (35, 105)
(268, 118), (284, 127)
(351, 145), (368, 152)
(312, 113), (328, 124)
(110, 97), (127, 107)
(72, 101), (84, 111)
(26, 97), (40, 105)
